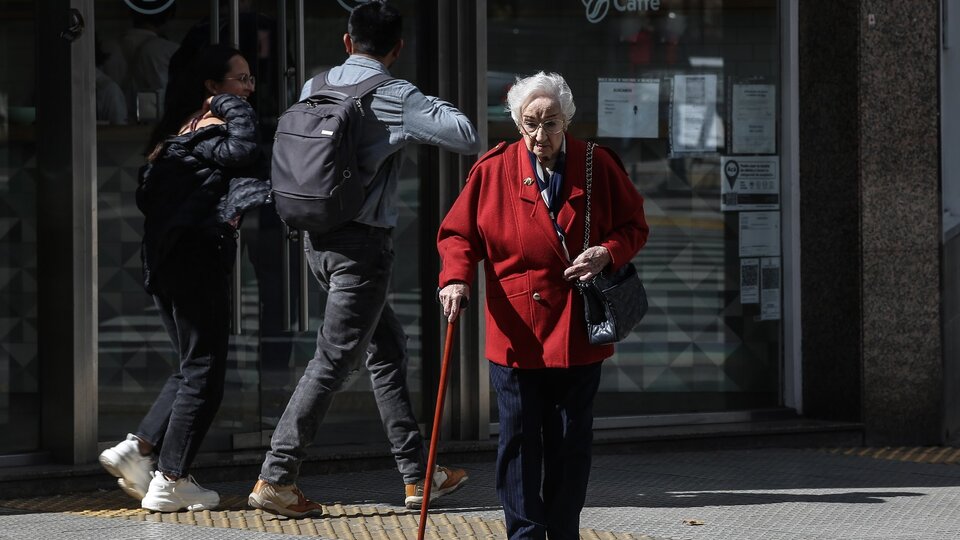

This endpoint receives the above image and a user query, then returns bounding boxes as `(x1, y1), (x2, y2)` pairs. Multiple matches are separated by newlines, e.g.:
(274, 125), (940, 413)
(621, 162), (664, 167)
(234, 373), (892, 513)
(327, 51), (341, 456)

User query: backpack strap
(309, 71), (393, 99)
(308, 72), (327, 95)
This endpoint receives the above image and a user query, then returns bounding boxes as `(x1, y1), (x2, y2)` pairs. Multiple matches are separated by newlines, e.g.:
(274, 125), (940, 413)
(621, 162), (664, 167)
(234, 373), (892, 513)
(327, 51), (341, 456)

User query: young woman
(99, 44), (268, 513)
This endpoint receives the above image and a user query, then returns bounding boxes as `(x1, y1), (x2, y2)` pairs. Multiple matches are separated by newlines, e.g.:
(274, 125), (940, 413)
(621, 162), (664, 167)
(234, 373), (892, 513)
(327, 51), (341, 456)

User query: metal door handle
(282, 225), (293, 331)
(294, 0), (308, 333)
(60, 8), (84, 42)
(231, 230), (242, 335)
(299, 242), (310, 332)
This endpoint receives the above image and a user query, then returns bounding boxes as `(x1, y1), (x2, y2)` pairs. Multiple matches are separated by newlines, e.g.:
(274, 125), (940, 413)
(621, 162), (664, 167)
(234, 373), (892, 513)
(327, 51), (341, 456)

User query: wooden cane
(417, 318), (457, 540)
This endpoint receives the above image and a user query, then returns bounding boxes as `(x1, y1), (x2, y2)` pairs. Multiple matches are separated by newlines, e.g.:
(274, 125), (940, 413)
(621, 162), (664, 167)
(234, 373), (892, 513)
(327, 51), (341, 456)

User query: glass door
(241, 0), (429, 448)
(95, 0), (430, 453)
(94, 1), (264, 451)
(0, 0), (40, 457)
(486, 0), (783, 422)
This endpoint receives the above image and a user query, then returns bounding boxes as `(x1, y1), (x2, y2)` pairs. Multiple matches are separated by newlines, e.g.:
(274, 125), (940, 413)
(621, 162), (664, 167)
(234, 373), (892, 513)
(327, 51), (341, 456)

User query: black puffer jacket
(137, 94), (266, 293)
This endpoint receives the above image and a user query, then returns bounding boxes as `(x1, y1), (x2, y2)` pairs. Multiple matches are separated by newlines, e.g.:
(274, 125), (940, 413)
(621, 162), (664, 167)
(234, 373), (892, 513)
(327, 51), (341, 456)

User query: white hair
(505, 71), (576, 127)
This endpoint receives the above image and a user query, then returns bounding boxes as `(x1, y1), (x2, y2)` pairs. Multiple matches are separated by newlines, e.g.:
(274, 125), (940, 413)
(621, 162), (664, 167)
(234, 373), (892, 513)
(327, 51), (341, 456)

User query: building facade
(0, 0), (949, 468)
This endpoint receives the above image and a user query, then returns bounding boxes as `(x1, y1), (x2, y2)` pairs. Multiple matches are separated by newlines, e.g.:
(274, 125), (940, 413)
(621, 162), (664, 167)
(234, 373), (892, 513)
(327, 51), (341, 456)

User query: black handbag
(576, 142), (648, 345)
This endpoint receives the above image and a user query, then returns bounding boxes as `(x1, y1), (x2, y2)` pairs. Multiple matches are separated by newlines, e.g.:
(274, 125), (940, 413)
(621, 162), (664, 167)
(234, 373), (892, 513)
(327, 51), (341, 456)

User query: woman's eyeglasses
(520, 119), (564, 136)
(223, 74), (256, 86)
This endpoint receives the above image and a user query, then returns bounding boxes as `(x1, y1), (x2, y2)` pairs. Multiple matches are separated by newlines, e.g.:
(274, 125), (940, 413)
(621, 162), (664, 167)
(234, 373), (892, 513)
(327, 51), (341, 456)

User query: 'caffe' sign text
(583, 0), (662, 24)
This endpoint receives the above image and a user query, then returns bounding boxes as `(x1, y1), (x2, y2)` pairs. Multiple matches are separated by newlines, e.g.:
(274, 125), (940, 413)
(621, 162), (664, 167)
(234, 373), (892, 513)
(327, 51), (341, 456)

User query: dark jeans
(260, 223), (426, 485)
(136, 252), (231, 478)
(489, 361), (604, 540)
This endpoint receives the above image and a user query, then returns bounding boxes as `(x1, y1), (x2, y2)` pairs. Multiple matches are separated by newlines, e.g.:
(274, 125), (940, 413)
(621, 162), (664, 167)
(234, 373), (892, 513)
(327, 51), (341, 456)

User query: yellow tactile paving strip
(0, 490), (652, 539)
(825, 446), (960, 465)
(7, 448), (960, 538)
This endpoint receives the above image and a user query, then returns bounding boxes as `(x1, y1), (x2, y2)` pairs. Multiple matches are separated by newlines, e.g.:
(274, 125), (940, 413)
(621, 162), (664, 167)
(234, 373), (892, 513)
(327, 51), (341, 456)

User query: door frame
(35, 0), (98, 464)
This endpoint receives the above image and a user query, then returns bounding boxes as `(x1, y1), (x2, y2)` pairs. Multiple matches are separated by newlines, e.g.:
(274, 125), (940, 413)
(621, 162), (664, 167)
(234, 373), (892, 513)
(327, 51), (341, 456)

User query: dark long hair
(145, 43), (245, 160)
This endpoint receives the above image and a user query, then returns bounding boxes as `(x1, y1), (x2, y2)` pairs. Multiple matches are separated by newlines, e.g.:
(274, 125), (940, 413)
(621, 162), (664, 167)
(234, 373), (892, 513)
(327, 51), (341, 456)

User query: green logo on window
(583, 0), (662, 24)
(123, 0), (175, 15)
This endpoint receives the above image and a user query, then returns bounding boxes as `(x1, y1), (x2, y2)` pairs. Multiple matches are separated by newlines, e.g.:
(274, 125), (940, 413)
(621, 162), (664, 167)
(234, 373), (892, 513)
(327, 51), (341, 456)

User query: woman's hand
(564, 245), (611, 282)
(202, 95), (214, 114)
(439, 282), (470, 323)
(194, 97), (226, 129)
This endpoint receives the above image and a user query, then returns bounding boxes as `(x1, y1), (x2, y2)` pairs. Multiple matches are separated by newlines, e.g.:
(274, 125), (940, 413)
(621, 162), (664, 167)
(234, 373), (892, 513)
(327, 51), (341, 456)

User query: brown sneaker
(404, 465), (469, 509)
(248, 479), (324, 518)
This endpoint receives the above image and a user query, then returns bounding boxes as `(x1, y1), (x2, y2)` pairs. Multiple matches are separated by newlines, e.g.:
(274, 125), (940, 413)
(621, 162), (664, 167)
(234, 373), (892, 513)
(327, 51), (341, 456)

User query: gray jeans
(260, 223), (426, 486)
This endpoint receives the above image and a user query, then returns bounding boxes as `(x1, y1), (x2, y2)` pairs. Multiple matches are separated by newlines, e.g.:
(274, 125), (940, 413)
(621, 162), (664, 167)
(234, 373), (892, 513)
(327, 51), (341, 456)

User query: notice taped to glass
(760, 257), (781, 321)
(732, 84), (776, 154)
(739, 211), (780, 258)
(721, 156), (780, 211)
(670, 74), (719, 155)
(597, 78), (660, 138)
(740, 258), (760, 304)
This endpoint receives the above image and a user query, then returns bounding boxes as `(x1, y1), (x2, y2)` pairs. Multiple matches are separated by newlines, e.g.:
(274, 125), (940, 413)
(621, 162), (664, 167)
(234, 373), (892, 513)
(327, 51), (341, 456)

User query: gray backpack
(271, 72), (392, 232)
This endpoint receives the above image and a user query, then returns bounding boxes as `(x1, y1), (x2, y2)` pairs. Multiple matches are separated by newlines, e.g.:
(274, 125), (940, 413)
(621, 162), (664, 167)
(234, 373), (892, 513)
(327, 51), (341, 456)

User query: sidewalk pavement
(2, 447), (960, 539)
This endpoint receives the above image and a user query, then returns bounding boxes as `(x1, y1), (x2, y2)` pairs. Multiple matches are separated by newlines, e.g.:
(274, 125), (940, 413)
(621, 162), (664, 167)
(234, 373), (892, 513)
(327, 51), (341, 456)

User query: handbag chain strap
(583, 142), (595, 253)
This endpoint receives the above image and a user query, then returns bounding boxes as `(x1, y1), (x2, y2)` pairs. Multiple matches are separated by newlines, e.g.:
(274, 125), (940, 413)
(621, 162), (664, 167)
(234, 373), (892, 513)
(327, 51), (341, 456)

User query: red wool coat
(437, 135), (649, 369)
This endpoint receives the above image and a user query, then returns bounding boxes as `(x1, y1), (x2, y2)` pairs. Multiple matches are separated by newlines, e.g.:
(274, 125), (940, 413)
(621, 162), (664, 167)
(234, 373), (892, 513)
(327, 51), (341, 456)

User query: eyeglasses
(223, 74), (256, 86)
(520, 119), (564, 136)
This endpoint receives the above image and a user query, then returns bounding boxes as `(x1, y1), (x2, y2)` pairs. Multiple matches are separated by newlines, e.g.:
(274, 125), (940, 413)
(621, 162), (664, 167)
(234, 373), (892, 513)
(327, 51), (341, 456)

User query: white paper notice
(760, 257), (781, 320)
(721, 156), (780, 211)
(740, 258), (760, 304)
(597, 78), (660, 138)
(732, 84), (776, 154)
(671, 74), (719, 154)
(739, 211), (780, 258)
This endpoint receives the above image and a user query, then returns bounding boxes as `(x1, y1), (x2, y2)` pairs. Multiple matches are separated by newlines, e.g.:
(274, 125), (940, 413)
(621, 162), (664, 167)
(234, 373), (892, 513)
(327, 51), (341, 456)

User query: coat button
(532, 292), (542, 301)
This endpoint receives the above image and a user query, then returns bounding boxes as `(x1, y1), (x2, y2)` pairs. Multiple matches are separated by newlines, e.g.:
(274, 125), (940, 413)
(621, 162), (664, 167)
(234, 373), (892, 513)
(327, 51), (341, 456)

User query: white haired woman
(437, 71), (650, 539)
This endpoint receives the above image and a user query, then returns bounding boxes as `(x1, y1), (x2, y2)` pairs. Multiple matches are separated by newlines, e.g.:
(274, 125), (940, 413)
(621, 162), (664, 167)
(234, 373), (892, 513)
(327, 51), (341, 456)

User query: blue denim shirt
(301, 55), (481, 228)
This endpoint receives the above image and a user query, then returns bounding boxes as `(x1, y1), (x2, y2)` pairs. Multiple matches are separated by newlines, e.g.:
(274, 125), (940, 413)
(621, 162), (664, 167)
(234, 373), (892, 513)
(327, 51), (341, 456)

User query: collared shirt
(529, 136), (567, 214)
(301, 55), (481, 228)
(528, 137), (569, 258)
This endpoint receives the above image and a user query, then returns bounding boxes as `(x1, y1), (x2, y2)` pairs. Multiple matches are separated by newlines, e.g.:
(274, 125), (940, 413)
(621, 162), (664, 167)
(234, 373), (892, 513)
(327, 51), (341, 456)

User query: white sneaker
(99, 434), (154, 500)
(141, 471), (220, 512)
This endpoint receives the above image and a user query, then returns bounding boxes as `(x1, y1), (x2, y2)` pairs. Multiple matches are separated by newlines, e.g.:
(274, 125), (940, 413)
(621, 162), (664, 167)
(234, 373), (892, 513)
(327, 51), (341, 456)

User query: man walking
(248, 1), (481, 517)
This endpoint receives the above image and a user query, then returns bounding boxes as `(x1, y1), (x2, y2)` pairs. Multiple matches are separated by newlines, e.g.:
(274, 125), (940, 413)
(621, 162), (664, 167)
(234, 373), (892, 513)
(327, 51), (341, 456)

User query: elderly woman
(437, 71), (649, 539)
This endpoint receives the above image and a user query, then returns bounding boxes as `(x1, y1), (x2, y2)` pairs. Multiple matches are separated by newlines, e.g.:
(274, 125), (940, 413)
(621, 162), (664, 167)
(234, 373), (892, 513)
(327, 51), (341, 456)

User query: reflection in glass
(272, 0), (425, 446)
(487, 0), (782, 419)
(0, 0), (39, 454)
(97, 0), (427, 452)
(96, 1), (265, 450)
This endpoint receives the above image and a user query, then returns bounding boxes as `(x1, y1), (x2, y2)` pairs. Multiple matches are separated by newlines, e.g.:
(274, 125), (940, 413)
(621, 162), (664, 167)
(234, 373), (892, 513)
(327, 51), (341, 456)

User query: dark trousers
(489, 361), (603, 540)
(260, 223), (426, 486)
(136, 252), (231, 478)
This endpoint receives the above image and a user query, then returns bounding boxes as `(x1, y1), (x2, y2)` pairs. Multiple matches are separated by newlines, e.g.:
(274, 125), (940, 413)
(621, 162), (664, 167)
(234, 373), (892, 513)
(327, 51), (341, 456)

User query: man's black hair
(348, 1), (402, 58)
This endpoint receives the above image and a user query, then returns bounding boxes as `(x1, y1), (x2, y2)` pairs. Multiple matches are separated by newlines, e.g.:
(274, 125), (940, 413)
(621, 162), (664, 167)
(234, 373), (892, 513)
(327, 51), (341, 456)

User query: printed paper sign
(671, 74), (719, 154)
(721, 156), (780, 211)
(732, 84), (776, 154)
(760, 257), (781, 320)
(739, 211), (780, 258)
(740, 258), (760, 304)
(597, 78), (660, 138)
